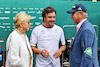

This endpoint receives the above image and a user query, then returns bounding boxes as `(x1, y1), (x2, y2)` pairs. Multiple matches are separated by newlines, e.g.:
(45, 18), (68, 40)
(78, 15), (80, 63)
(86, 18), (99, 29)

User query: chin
(74, 22), (77, 24)
(26, 28), (29, 31)
(51, 24), (54, 26)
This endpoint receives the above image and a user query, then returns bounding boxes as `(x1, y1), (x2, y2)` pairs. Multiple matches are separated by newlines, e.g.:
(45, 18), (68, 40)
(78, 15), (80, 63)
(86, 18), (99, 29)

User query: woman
(6, 12), (33, 67)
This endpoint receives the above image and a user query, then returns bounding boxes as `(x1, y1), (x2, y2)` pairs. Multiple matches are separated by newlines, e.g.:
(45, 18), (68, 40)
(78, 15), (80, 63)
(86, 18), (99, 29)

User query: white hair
(83, 12), (88, 18)
(78, 11), (88, 18)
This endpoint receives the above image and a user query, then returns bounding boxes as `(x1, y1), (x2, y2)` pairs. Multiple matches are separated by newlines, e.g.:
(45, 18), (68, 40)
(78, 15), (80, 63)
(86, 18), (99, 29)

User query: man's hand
(41, 50), (49, 57)
(53, 49), (62, 58)
(68, 62), (70, 67)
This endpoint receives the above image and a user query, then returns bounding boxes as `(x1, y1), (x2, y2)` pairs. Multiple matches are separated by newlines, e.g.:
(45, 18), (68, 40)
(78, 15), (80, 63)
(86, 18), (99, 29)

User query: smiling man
(30, 6), (66, 67)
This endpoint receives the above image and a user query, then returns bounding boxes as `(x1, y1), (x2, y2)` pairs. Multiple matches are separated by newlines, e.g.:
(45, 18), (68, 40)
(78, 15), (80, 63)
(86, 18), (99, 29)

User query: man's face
(70, 11), (80, 24)
(44, 12), (56, 27)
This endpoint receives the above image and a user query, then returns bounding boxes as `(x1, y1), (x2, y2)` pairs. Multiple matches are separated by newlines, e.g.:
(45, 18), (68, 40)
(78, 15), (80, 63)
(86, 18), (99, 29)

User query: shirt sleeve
(7, 35), (23, 66)
(60, 28), (66, 45)
(30, 27), (38, 46)
(80, 29), (94, 66)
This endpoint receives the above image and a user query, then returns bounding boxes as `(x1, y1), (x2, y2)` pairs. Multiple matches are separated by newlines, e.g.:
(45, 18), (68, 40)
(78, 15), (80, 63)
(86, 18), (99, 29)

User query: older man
(67, 4), (99, 67)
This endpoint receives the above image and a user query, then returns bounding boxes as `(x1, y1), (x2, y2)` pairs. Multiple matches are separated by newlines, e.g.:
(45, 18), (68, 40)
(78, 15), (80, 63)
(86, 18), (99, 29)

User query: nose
(70, 14), (73, 18)
(51, 17), (55, 21)
(29, 23), (31, 26)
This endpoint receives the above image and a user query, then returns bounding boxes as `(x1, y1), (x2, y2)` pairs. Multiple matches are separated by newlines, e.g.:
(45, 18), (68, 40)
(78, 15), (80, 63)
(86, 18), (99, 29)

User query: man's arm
(80, 29), (94, 66)
(59, 44), (66, 52)
(31, 46), (49, 57)
(53, 44), (66, 58)
(31, 46), (40, 54)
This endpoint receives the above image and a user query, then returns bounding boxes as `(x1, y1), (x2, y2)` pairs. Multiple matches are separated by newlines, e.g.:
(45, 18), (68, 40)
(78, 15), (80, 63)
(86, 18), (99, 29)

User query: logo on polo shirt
(41, 30), (45, 34)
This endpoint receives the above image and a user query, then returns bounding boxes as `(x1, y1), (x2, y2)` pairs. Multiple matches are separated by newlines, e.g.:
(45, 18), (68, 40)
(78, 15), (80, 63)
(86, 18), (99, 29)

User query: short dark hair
(42, 6), (56, 21)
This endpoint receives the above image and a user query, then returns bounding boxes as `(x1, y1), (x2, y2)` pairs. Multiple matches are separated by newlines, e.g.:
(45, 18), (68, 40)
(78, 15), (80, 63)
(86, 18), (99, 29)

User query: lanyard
(24, 36), (32, 67)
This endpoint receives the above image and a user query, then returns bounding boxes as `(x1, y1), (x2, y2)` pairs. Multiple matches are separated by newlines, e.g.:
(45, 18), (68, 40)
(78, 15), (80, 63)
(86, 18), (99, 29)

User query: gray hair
(78, 11), (88, 18)
(83, 12), (88, 18)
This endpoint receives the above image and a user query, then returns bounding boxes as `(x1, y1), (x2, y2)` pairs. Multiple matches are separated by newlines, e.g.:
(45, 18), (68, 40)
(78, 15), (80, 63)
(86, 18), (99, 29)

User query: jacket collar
(16, 29), (26, 36)
(75, 20), (88, 37)
(71, 19), (88, 47)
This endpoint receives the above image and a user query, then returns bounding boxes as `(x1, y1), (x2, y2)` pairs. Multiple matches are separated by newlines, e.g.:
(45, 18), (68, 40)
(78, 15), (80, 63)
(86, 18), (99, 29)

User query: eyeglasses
(26, 21), (30, 24)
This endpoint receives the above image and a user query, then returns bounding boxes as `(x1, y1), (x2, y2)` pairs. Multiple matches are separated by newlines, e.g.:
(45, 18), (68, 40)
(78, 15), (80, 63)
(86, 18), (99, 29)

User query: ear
(19, 23), (23, 28)
(44, 17), (46, 21)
